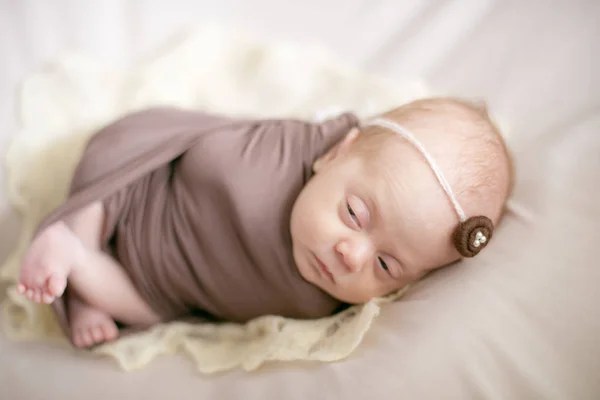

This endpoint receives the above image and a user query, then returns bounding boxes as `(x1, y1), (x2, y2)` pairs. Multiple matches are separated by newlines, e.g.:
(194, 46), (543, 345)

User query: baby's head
(290, 97), (513, 304)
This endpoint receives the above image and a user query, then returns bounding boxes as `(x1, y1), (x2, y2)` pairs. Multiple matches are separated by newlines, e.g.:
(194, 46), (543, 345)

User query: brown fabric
(35, 107), (360, 341)
(452, 216), (494, 257)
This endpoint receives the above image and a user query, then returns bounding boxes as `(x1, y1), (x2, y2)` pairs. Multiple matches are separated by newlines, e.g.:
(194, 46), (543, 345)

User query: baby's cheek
(367, 275), (408, 299)
(341, 276), (384, 303)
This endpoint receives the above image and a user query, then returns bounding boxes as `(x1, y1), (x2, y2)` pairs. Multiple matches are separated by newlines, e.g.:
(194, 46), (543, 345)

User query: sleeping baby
(16, 97), (512, 348)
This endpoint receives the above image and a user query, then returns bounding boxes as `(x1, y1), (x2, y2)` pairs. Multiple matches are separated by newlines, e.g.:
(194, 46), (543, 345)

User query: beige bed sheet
(2, 1), (600, 399)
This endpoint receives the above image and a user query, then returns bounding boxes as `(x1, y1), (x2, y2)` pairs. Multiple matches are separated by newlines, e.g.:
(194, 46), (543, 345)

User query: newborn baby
(16, 97), (512, 348)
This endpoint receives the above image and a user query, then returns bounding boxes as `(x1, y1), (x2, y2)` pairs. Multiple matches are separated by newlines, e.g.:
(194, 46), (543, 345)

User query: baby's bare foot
(17, 221), (84, 304)
(69, 297), (119, 348)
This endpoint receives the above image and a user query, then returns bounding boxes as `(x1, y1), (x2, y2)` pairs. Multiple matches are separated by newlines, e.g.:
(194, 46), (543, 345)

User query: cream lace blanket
(0, 25), (427, 374)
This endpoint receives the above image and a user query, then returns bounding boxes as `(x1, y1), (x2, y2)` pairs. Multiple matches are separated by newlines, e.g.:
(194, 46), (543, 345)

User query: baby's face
(290, 131), (461, 304)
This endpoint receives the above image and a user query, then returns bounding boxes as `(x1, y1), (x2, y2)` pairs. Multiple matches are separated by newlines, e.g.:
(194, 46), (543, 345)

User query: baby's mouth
(313, 254), (335, 283)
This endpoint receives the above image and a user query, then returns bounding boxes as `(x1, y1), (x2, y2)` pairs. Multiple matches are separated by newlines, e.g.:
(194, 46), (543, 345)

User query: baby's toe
(102, 324), (118, 342)
(16, 284), (26, 294)
(26, 289), (34, 300)
(46, 275), (66, 298)
(33, 290), (43, 303)
(71, 331), (80, 347)
(42, 293), (55, 304)
(80, 330), (93, 347)
(73, 331), (85, 348)
(91, 327), (104, 343)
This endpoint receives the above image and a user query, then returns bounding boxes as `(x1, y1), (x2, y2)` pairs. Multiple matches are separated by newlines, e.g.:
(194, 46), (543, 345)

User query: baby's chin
(324, 287), (382, 305)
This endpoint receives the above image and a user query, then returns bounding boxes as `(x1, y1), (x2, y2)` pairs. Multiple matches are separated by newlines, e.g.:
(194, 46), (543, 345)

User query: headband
(362, 118), (493, 257)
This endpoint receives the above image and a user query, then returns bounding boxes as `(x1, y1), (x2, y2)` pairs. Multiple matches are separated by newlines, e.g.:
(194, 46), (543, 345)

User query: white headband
(362, 117), (494, 257)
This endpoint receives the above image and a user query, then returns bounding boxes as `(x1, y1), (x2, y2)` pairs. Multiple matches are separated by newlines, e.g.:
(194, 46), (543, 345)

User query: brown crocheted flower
(453, 216), (494, 257)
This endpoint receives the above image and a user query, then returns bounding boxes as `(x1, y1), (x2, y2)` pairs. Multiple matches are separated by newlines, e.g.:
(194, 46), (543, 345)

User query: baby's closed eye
(345, 195), (369, 229)
(377, 256), (389, 271)
(376, 254), (404, 279)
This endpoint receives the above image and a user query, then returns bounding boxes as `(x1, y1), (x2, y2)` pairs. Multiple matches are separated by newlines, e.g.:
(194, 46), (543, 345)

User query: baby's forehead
(358, 120), (489, 190)
(358, 133), (438, 181)
(356, 131), (477, 230)
(358, 148), (451, 225)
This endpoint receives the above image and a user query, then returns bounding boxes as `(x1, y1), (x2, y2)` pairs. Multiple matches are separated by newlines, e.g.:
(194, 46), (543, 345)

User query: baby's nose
(335, 237), (373, 273)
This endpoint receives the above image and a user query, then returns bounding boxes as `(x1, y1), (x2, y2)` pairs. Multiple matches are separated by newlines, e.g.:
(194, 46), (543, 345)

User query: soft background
(1, 1), (599, 399)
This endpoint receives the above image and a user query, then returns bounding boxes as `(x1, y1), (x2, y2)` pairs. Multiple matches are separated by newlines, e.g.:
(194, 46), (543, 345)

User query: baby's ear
(313, 128), (360, 173)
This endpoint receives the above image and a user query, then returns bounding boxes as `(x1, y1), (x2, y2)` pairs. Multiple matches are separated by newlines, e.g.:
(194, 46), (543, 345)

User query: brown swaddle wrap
(35, 107), (360, 342)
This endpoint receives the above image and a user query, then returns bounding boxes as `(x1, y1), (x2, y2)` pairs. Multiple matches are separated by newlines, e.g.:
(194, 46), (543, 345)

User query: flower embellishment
(453, 216), (494, 257)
